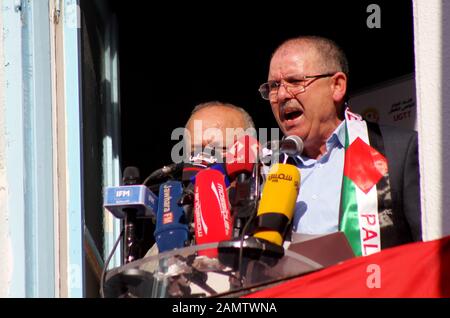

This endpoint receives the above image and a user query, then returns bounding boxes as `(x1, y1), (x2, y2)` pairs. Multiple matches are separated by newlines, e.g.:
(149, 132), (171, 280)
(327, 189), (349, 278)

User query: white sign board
(349, 74), (416, 131)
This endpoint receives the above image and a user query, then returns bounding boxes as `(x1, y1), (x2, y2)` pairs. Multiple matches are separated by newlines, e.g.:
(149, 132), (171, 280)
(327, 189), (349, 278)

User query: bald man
(184, 101), (255, 161)
(142, 101), (255, 265)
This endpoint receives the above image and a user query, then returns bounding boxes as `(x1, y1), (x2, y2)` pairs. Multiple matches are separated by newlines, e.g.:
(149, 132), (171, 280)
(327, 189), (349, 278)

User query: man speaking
(259, 36), (421, 256)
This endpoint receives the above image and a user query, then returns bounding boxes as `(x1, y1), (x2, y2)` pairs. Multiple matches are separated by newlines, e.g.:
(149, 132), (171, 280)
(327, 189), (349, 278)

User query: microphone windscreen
(281, 135), (304, 156)
(253, 163), (300, 246)
(123, 166), (140, 185)
(194, 169), (233, 257)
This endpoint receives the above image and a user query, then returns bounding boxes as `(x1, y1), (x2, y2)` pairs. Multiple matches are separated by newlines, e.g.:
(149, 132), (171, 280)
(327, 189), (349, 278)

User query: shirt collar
(327, 121), (345, 150)
(296, 121), (345, 165)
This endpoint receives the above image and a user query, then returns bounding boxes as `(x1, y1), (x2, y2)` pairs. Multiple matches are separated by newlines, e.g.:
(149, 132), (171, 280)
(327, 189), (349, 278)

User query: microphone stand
(123, 208), (141, 264)
(122, 167), (144, 264)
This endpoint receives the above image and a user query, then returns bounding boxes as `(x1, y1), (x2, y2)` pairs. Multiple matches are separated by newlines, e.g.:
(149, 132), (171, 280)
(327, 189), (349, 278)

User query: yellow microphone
(253, 163), (300, 246)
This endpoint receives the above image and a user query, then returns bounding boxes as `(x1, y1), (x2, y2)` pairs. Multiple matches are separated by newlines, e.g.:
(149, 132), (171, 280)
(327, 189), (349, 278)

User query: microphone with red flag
(225, 135), (260, 179)
(225, 135), (261, 239)
(217, 163), (300, 271)
(194, 169), (233, 258)
(217, 137), (303, 270)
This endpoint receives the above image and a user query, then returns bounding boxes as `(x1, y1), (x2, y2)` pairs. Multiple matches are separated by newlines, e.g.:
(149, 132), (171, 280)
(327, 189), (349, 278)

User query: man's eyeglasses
(258, 73), (335, 100)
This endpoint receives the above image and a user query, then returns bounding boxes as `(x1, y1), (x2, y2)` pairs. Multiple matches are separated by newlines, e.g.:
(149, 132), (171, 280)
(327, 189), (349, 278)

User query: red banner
(244, 236), (450, 298)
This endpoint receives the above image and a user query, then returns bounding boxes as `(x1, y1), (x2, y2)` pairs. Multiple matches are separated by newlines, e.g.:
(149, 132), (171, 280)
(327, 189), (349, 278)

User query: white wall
(0, 6), (12, 297)
(414, 0), (450, 240)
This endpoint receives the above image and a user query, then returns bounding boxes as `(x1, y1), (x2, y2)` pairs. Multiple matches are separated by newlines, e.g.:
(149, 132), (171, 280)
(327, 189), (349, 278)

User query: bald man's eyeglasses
(258, 73), (335, 100)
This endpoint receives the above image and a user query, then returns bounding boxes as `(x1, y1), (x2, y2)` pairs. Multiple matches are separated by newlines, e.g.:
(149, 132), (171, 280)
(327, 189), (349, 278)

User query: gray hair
(275, 35), (349, 78)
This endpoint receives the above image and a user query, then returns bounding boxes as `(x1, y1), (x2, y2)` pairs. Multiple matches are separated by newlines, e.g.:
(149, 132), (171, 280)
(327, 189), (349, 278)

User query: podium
(103, 232), (354, 298)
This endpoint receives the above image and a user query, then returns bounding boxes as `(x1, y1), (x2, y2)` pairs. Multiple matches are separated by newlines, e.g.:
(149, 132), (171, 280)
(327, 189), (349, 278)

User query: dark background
(78, 0), (415, 297)
(112, 0), (414, 180)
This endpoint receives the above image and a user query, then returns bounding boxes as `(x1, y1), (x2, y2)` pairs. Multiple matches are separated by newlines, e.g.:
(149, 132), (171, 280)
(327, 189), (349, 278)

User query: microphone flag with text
(103, 165), (158, 220)
(194, 168), (233, 258)
(253, 163), (300, 246)
(154, 180), (190, 253)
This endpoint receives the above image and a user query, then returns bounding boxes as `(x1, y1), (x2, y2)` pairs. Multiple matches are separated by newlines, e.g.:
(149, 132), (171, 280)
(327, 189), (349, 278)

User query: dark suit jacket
(366, 122), (422, 248)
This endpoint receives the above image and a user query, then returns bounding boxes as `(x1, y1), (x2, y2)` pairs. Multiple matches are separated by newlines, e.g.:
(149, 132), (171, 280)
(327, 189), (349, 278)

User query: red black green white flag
(340, 108), (388, 256)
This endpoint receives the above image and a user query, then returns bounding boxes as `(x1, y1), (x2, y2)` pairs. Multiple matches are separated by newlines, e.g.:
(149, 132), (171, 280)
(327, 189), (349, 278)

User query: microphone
(182, 162), (208, 186)
(179, 150), (216, 227)
(123, 166), (140, 185)
(194, 169), (233, 258)
(261, 135), (304, 165)
(143, 162), (184, 185)
(182, 147), (220, 184)
(280, 135), (304, 156)
(225, 135), (259, 179)
(154, 180), (190, 253)
(217, 163), (299, 268)
(224, 135), (261, 239)
(119, 167), (147, 263)
(217, 147), (301, 268)
(103, 184), (158, 219)
(104, 165), (158, 219)
(180, 147), (222, 222)
(253, 163), (300, 246)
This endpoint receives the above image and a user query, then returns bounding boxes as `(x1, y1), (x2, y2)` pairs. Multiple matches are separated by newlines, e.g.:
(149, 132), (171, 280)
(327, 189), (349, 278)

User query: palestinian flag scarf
(340, 108), (390, 256)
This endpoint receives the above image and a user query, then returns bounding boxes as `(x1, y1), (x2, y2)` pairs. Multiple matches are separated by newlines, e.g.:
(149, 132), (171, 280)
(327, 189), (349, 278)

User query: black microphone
(123, 166), (140, 185)
(122, 166), (144, 264)
(143, 162), (184, 186)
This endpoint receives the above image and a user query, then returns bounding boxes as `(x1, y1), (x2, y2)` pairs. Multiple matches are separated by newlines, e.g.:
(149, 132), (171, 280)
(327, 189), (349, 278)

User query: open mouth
(283, 109), (303, 121)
